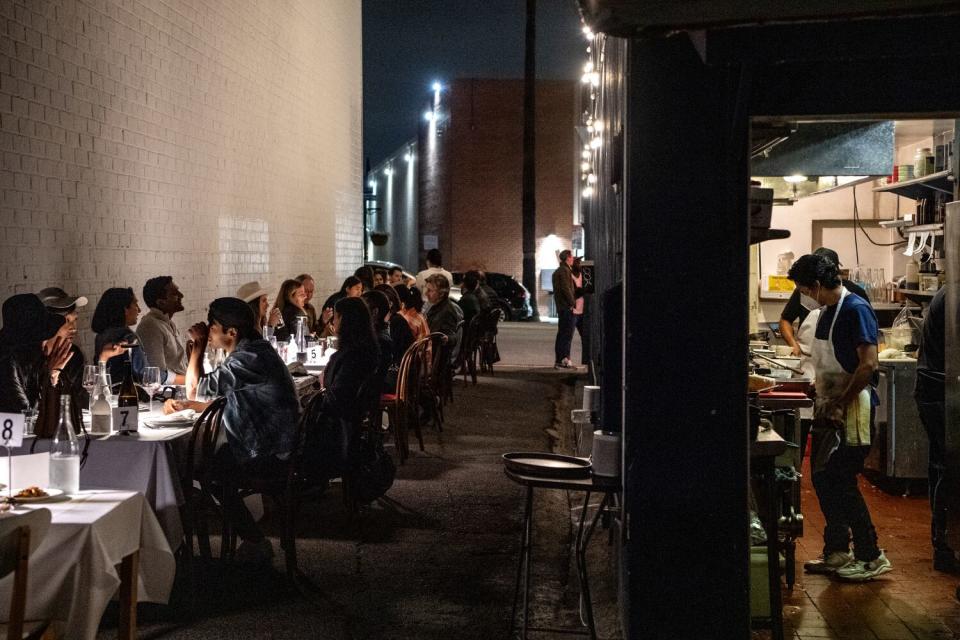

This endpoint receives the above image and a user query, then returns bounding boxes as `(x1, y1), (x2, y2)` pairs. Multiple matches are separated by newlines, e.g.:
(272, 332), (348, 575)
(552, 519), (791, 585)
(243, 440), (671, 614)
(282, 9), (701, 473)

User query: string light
(578, 19), (607, 203)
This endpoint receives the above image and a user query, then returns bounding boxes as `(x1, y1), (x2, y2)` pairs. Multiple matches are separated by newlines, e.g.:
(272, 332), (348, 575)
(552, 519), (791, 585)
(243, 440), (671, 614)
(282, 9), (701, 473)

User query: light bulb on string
(590, 137), (602, 149)
(581, 149), (590, 160)
(582, 185), (594, 198)
(587, 173), (597, 184)
(580, 161), (590, 172)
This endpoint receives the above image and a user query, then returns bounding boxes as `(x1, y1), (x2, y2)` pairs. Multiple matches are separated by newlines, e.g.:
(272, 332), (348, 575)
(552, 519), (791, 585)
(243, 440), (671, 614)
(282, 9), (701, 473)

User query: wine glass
(82, 365), (98, 410)
(142, 367), (161, 413)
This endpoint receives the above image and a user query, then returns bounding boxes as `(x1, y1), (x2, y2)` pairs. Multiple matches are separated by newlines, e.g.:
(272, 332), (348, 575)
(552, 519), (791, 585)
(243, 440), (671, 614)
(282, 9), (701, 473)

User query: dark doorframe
(620, 13), (960, 639)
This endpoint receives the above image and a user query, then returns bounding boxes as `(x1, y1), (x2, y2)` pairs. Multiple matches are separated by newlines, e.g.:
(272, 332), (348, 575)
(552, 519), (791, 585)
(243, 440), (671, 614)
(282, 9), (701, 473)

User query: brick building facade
(0, 0), (363, 356)
(417, 78), (577, 313)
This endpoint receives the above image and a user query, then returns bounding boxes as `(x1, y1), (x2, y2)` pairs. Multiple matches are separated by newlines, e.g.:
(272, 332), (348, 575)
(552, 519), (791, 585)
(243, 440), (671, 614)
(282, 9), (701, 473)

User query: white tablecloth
(19, 422), (191, 549)
(0, 490), (175, 640)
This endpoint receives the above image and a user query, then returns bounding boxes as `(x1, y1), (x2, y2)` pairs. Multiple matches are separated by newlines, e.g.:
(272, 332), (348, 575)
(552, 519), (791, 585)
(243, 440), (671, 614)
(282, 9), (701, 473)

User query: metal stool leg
(510, 486), (534, 639)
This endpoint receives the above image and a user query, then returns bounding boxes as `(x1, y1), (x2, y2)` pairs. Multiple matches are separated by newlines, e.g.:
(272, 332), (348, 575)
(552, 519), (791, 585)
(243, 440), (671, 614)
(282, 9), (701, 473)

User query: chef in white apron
(809, 287), (872, 473)
(789, 254), (891, 581)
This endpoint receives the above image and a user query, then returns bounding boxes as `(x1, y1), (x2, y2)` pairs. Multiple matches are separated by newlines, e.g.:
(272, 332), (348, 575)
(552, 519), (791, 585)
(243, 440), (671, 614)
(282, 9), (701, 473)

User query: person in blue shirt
(788, 253), (891, 582)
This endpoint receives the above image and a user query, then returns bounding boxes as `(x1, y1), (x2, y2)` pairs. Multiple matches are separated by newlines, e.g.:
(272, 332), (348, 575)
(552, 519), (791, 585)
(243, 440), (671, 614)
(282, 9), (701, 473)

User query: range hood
(750, 121), (894, 204)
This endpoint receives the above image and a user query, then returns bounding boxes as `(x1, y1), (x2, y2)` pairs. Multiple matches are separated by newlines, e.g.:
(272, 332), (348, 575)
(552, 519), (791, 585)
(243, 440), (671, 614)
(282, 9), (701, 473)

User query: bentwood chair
(0, 508), (52, 640)
(478, 307), (502, 375)
(379, 337), (430, 462)
(182, 398), (228, 567)
(231, 401), (312, 584)
(457, 316), (481, 386)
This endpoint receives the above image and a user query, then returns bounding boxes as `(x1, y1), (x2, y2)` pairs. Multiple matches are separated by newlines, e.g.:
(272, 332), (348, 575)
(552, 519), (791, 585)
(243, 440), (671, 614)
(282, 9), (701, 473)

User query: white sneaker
(835, 551), (892, 582)
(235, 538), (274, 566)
(803, 551), (853, 574)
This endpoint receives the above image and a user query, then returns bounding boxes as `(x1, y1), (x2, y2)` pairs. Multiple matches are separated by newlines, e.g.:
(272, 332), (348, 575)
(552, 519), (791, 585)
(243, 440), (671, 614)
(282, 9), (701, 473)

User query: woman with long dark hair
(273, 279), (308, 342)
(91, 287), (148, 383)
(322, 296), (380, 420)
(362, 290), (394, 392)
(375, 284), (414, 367)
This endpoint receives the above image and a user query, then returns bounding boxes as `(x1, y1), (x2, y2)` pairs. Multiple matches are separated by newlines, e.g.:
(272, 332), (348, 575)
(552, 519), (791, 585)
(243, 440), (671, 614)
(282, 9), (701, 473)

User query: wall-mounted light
(424, 110), (434, 122)
(384, 167), (393, 177)
(368, 179), (376, 189)
(404, 153), (413, 162)
(432, 81), (442, 92)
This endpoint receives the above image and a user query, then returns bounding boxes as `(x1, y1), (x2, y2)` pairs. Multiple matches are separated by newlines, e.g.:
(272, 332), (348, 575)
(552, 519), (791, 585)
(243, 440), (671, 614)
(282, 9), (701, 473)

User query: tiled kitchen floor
(779, 456), (959, 640)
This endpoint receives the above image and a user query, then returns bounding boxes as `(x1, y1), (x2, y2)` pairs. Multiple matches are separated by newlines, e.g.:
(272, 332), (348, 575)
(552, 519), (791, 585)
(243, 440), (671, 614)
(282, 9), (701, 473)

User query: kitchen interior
(749, 118), (956, 488)
(744, 118), (959, 630)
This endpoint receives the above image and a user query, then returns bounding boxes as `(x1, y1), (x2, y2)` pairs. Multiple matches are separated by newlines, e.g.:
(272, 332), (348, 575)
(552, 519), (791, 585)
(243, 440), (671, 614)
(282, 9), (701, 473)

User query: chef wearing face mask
(787, 253), (892, 582)
(779, 248), (869, 360)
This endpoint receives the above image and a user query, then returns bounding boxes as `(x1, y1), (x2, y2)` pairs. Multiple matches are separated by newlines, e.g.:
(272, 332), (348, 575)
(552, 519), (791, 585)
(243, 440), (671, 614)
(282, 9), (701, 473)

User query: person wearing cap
(779, 248), (870, 358)
(164, 297), (299, 564)
(236, 281), (282, 331)
(136, 276), (187, 385)
(0, 294), (74, 413)
(37, 287), (97, 403)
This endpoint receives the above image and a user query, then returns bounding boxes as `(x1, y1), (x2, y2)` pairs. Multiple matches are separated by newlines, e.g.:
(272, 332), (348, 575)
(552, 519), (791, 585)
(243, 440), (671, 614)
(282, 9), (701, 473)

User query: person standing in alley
(789, 254), (891, 581)
(552, 250), (576, 369)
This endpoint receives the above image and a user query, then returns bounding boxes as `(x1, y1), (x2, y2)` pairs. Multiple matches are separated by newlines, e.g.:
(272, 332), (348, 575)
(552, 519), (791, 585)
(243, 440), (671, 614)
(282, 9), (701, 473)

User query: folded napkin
(142, 409), (196, 428)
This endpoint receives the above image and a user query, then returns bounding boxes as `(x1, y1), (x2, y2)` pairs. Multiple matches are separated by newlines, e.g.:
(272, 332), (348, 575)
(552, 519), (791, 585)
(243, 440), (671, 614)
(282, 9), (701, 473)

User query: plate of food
(11, 487), (64, 502)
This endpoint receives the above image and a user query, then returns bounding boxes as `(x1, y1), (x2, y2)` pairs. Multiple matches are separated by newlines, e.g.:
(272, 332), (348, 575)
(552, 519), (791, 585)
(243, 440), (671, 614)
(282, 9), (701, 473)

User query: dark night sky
(362, 0), (584, 165)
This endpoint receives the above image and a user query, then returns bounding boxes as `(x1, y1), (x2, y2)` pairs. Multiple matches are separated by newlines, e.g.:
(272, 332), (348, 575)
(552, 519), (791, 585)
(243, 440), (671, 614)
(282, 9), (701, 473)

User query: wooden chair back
(0, 509), (51, 640)
(186, 398), (227, 482)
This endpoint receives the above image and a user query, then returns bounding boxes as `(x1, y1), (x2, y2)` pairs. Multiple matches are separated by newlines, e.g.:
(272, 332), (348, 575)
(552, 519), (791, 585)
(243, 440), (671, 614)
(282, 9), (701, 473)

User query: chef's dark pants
(555, 308), (575, 363)
(916, 392), (949, 553)
(812, 442), (880, 562)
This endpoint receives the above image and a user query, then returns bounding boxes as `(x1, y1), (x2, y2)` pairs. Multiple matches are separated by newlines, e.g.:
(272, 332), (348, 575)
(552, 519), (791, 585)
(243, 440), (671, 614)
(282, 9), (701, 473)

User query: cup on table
(21, 408), (36, 436)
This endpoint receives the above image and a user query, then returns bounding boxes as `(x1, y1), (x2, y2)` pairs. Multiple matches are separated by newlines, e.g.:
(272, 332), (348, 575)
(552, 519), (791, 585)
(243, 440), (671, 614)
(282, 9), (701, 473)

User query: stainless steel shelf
(873, 170), (953, 199)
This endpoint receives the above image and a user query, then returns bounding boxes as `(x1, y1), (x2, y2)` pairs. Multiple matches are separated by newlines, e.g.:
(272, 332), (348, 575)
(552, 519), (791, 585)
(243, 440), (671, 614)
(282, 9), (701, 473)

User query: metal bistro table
(505, 466), (620, 640)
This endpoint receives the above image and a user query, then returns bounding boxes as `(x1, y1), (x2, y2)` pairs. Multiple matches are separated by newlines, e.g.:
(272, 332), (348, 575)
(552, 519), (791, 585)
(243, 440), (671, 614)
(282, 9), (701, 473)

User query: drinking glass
(82, 365), (98, 410)
(21, 408), (36, 436)
(142, 367), (161, 413)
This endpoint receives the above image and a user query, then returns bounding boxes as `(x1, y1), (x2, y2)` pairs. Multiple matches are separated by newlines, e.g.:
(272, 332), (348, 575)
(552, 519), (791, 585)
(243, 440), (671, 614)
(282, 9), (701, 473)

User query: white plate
(12, 488), (64, 502)
(143, 419), (194, 429)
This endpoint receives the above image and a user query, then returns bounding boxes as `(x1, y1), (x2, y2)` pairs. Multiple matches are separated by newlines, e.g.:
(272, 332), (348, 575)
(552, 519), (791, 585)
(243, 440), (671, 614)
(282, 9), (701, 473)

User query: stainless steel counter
(866, 357), (929, 480)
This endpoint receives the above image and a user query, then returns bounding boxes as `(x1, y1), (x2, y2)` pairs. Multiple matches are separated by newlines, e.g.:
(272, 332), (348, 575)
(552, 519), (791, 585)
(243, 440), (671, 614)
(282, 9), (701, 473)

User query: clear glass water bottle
(50, 395), (80, 495)
(295, 316), (308, 364)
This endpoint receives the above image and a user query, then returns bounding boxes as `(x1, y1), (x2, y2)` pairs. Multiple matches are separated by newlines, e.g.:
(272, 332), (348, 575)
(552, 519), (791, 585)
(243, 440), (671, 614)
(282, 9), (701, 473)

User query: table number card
(112, 406), (139, 434)
(0, 412), (24, 448)
(306, 345), (325, 366)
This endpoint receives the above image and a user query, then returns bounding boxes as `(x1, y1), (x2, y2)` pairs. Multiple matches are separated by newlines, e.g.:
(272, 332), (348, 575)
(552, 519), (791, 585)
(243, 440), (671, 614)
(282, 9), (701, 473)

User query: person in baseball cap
(37, 288), (92, 395)
(779, 247), (868, 357)
(37, 287), (88, 313)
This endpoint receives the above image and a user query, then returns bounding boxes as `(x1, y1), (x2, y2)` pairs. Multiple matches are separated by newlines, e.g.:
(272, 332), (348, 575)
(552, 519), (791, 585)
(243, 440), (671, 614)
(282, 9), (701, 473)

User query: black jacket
(0, 344), (45, 413)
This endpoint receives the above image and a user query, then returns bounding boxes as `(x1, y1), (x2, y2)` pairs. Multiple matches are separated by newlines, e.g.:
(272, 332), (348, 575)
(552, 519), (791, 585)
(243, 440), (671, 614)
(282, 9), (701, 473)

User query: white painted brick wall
(0, 0), (363, 357)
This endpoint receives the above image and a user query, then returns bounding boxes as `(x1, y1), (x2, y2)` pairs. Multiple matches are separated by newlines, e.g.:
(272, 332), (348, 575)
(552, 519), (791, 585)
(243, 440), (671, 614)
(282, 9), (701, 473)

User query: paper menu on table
(0, 452), (49, 491)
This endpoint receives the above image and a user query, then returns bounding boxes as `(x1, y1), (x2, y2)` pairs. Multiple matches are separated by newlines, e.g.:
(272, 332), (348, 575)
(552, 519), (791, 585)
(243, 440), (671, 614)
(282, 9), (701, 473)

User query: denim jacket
(199, 338), (299, 462)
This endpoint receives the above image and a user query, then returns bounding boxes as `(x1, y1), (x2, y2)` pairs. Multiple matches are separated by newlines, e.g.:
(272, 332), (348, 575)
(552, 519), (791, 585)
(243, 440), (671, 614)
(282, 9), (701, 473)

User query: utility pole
(521, 0), (539, 319)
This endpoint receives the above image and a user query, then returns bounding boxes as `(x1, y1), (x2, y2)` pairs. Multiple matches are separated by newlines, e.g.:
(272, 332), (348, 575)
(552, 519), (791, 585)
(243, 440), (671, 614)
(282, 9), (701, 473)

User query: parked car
(451, 271), (533, 321)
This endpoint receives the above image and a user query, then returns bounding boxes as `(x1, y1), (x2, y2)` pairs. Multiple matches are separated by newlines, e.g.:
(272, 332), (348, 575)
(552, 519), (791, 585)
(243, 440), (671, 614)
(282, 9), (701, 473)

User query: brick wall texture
(0, 0), (363, 356)
(418, 78), (576, 310)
